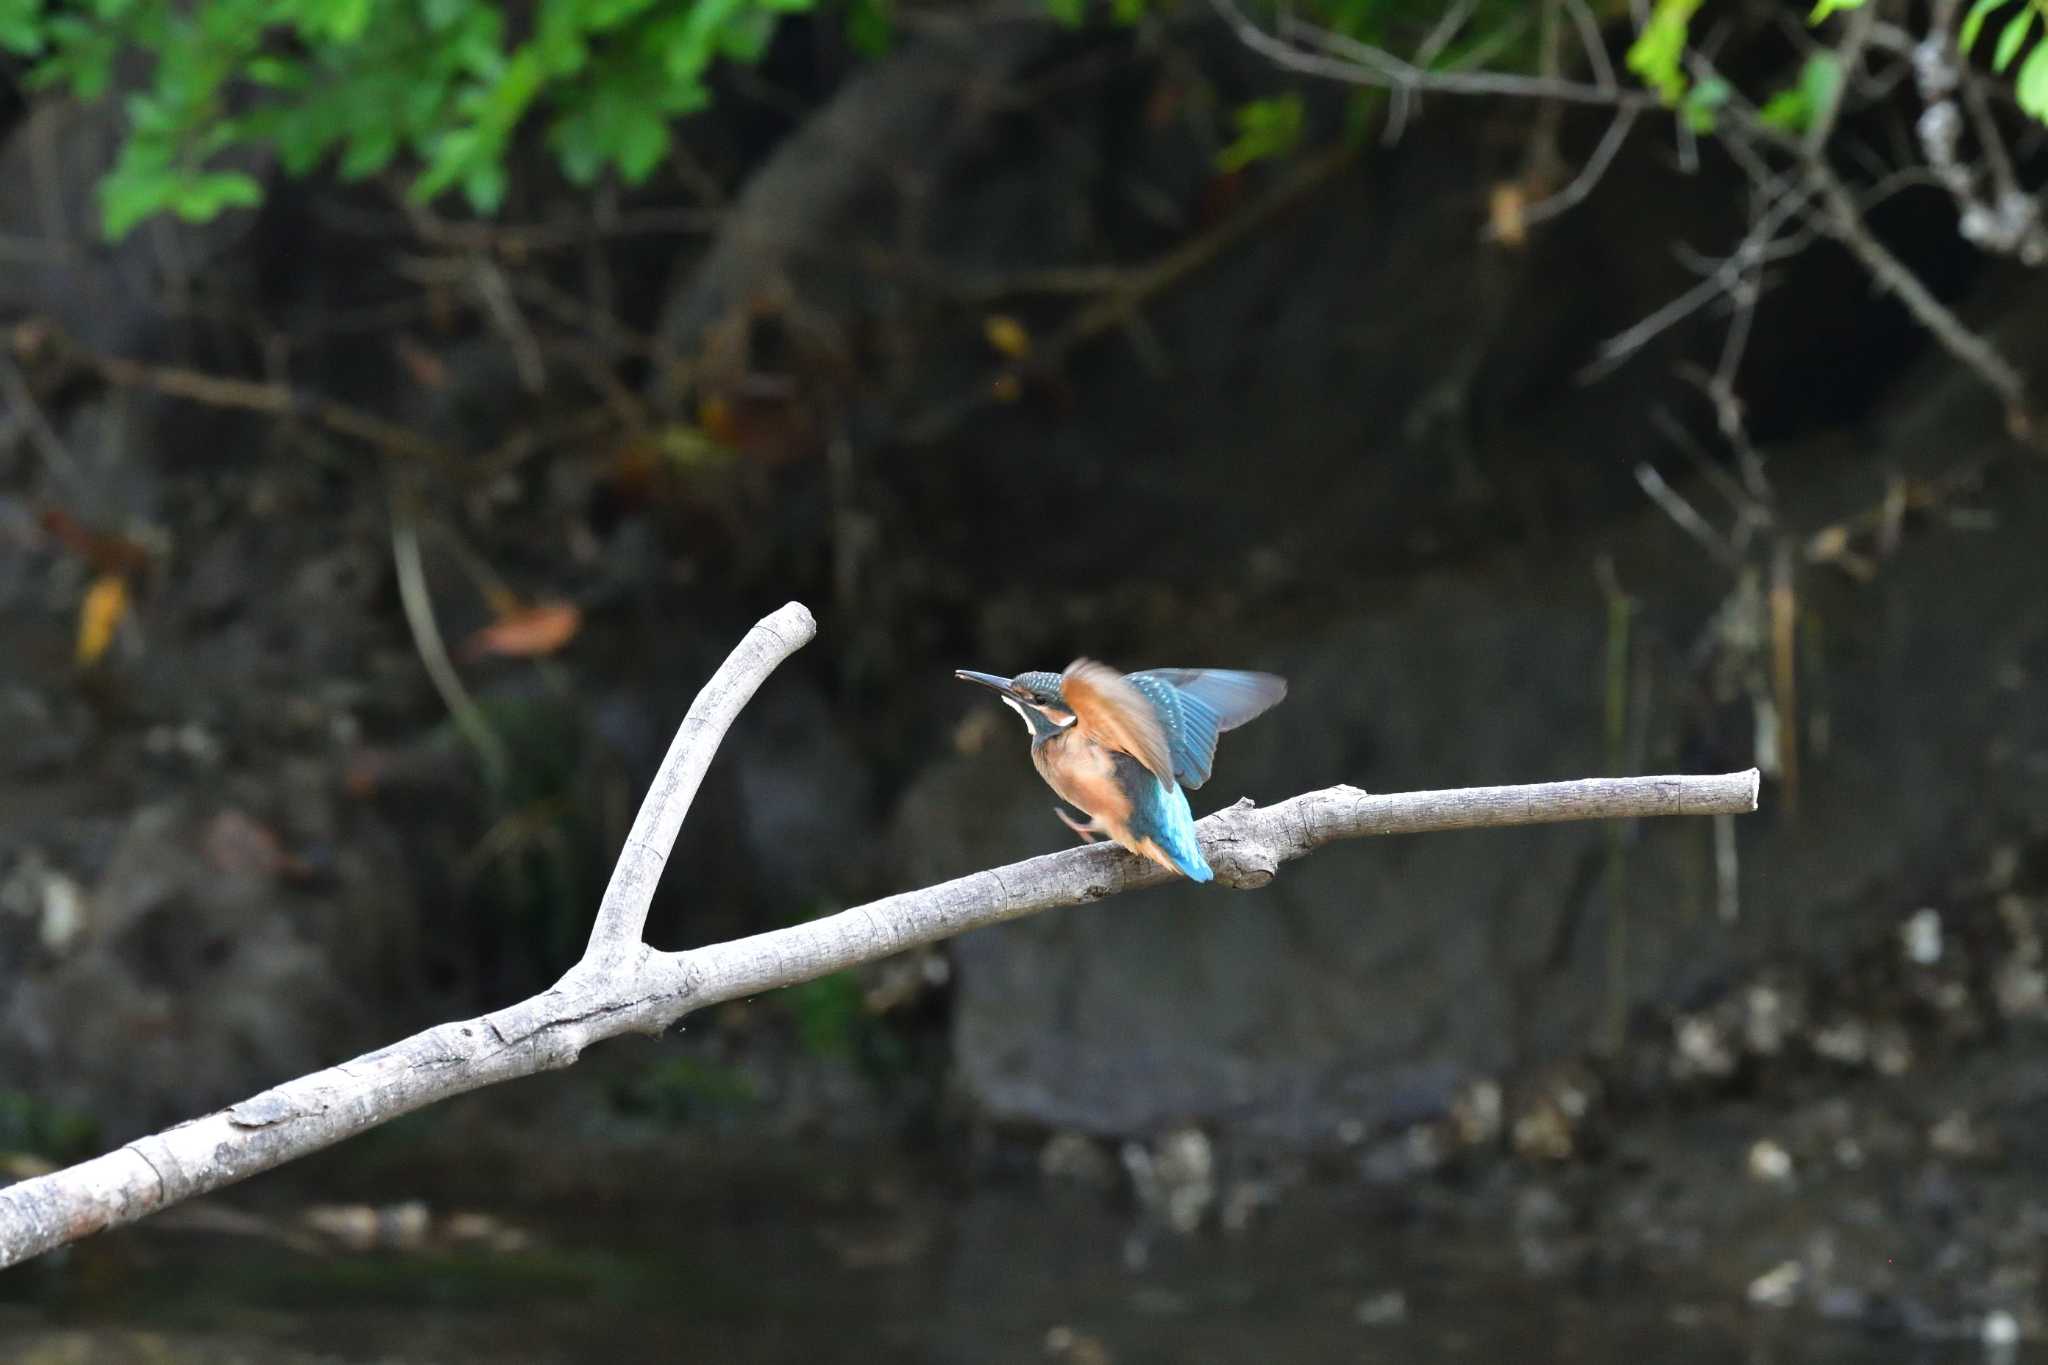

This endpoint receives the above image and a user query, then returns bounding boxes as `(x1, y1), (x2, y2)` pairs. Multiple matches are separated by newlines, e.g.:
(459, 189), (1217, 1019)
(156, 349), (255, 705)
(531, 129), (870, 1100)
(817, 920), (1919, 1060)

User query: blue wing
(1126, 669), (1287, 790)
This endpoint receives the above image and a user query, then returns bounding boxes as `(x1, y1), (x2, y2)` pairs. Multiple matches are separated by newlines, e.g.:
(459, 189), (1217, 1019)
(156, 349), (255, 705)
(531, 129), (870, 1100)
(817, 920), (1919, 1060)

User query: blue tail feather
(1139, 776), (1213, 882)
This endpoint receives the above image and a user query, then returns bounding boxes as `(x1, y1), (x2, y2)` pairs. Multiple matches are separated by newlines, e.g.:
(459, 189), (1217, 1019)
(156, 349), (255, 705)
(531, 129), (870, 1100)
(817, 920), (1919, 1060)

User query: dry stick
(21, 326), (455, 465)
(903, 142), (1357, 446)
(0, 601), (1761, 1271)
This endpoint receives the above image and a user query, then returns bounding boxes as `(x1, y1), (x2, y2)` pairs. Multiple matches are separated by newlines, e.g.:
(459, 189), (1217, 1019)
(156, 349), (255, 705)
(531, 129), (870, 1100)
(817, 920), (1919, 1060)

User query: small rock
(1747, 1139), (1794, 1184)
(301, 1203), (379, 1252)
(1745, 984), (1789, 1055)
(37, 872), (86, 955)
(1903, 908), (1944, 966)
(1043, 1325), (1113, 1364)
(1812, 1019), (1870, 1066)
(1983, 1309), (2021, 1362)
(1220, 1178), (1274, 1235)
(1873, 1026), (1914, 1076)
(1041, 1130), (1115, 1188)
(1403, 1122), (1450, 1173)
(1122, 1126), (1214, 1236)
(1512, 1100), (1574, 1162)
(1355, 1290), (1408, 1326)
(1815, 1285), (1869, 1322)
(0, 853), (90, 957)
(1673, 1016), (1736, 1081)
(1452, 1079), (1502, 1145)
(143, 722), (223, 767)
(1747, 1260), (1805, 1309)
(1993, 958), (2047, 1019)
(1929, 1111), (1996, 1161)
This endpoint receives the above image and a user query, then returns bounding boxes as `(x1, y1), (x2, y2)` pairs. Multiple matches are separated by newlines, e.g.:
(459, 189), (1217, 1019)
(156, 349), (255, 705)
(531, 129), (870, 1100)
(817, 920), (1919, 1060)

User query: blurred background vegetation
(4, 0), (2048, 1358)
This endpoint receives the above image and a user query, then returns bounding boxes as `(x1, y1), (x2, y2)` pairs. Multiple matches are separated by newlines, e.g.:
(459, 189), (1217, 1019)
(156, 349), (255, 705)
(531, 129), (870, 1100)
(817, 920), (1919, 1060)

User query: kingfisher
(955, 659), (1286, 883)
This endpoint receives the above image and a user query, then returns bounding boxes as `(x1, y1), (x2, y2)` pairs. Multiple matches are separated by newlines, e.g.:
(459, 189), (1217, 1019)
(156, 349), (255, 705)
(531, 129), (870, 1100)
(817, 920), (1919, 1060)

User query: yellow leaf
(1489, 182), (1528, 247)
(982, 314), (1032, 359)
(76, 573), (128, 667)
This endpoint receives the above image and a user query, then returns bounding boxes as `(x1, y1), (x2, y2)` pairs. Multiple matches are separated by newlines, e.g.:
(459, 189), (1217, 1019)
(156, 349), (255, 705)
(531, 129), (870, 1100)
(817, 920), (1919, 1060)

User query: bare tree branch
(1210, 0), (1651, 109)
(584, 604), (819, 963)
(0, 602), (1760, 1271)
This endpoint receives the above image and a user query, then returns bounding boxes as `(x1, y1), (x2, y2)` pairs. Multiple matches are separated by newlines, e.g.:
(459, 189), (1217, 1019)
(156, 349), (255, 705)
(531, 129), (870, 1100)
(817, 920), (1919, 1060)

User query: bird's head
(954, 668), (1074, 740)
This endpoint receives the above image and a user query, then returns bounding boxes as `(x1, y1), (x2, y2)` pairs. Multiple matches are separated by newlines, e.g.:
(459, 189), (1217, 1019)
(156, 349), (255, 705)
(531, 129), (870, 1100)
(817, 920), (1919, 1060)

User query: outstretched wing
(1061, 658), (1174, 784)
(1126, 669), (1287, 790)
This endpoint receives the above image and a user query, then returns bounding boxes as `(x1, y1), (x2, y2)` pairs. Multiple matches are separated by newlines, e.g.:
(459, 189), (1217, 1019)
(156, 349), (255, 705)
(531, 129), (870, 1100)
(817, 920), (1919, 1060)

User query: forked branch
(0, 602), (1760, 1270)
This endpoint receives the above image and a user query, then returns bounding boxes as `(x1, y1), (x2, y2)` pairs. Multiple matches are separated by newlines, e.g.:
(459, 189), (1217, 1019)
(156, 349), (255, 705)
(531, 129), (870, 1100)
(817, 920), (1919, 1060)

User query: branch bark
(0, 601), (1760, 1271)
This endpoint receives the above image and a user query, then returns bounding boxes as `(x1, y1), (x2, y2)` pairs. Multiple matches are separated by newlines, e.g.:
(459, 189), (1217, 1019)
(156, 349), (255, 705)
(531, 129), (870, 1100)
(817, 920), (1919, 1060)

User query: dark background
(3, 5), (2047, 1360)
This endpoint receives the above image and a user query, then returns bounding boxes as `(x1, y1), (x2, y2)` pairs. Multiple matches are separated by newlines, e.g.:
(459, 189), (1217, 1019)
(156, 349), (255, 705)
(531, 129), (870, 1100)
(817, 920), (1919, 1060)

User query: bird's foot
(1054, 807), (1105, 843)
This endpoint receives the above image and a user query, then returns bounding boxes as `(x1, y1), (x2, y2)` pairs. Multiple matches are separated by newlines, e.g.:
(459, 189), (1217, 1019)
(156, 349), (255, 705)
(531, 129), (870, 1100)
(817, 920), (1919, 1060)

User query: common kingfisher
(956, 659), (1287, 883)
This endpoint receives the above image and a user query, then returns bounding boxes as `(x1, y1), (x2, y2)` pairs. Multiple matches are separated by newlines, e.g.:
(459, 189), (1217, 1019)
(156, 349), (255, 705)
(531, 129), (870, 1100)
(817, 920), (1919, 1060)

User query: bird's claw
(1054, 807), (1103, 843)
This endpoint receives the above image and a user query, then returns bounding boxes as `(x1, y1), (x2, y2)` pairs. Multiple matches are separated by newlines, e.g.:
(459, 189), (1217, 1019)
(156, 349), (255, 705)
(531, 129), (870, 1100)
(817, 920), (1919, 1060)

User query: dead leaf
(990, 372), (1023, 404)
(1489, 182), (1528, 247)
(394, 335), (451, 391)
(461, 600), (582, 661)
(76, 573), (128, 667)
(39, 506), (151, 575)
(203, 808), (289, 878)
(1144, 77), (1184, 130)
(983, 314), (1032, 359)
(1769, 552), (1799, 815)
(342, 749), (389, 799)
(698, 395), (739, 447)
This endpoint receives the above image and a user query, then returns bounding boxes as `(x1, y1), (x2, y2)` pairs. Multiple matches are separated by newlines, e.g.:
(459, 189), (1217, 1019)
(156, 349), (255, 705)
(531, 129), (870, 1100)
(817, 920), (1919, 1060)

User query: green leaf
(2019, 40), (2048, 120)
(423, 0), (473, 30)
(1807, 0), (1863, 22)
(462, 157), (506, 214)
(845, 0), (891, 56)
(323, 0), (373, 42)
(172, 169), (263, 220)
(1340, 87), (1385, 147)
(1995, 3), (2036, 70)
(1625, 0), (1702, 105)
(1758, 53), (1841, 133)
(715, 6), (774, 63)
(1800, 49), (1843, 114)
(101, 169), (181, 239)
(339, 124), (398, 178)
(1216, 92), (1304, 172)
(1045, 0), (1084, 26)
(1757, 87), (1809, 130)
(616, 106), (669, 180)
(1680, 75), (1730, 132)
(1961, 0), (2009, 53)
(0, 0), (45, 55)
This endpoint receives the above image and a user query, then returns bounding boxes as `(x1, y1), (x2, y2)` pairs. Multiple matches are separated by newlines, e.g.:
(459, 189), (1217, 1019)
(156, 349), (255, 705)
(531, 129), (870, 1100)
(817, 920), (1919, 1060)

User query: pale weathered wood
(0, 599), (1760, 1270)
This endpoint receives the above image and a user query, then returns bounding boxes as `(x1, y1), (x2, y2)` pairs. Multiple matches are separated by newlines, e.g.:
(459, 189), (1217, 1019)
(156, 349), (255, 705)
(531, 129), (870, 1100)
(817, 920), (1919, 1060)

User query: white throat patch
(1001, 696), (1078, 733)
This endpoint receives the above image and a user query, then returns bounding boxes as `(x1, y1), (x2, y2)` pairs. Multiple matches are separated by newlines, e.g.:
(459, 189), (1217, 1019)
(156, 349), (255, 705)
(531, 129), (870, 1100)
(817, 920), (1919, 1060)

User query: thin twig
(0, 608), (1760, 1269)
(23, 325), (454, 464)
(1803, 148), (2033, 432)
(389, 485), (510, 790)
(1635, 462), (1740, 566)
(1214, 0), (1650, 109)
(0, 354), (83, 491)
(904, 142), (1355, 445)
(1499, 105), (1641, 241)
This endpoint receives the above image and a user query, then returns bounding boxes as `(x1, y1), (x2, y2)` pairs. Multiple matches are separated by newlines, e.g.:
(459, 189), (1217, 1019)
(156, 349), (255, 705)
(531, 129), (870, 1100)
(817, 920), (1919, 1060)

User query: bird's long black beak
(954, 669), (1016, 695)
